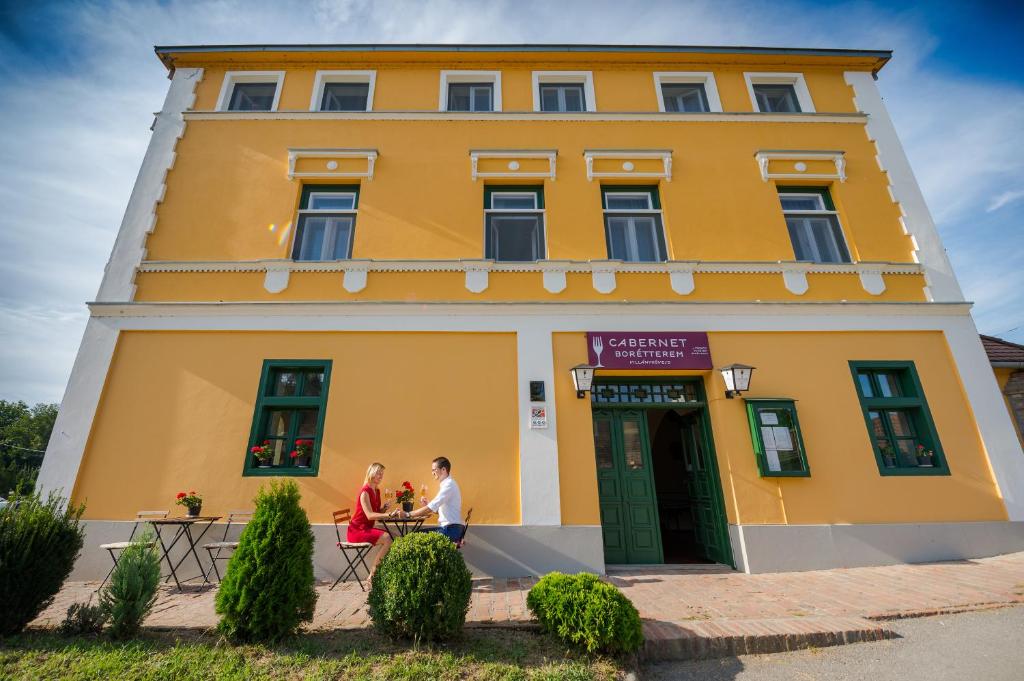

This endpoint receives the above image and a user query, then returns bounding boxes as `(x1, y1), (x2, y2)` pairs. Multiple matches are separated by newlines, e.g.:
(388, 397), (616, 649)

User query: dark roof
(981, 335), (1024, 364)
(154, 43), (891, 72)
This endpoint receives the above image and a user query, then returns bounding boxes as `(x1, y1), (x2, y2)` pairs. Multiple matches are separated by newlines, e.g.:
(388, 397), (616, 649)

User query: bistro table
(380, 516), (425, 539)
(147, 516), (221, 590)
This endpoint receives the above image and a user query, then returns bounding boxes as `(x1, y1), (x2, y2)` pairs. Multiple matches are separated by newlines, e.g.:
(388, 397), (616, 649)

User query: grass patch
(0, 628), (626, 680)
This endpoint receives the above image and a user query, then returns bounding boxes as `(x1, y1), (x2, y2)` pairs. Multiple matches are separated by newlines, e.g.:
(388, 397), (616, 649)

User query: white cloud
(1, 0), (1022, 403)
(987, 189), (1024, 213)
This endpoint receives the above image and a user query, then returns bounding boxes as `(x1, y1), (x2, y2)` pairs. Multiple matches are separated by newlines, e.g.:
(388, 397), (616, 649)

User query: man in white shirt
(404, 456), (464, 543)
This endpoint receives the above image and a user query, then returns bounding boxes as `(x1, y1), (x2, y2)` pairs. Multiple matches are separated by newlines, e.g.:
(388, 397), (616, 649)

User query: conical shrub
(215, 480), (316, 642)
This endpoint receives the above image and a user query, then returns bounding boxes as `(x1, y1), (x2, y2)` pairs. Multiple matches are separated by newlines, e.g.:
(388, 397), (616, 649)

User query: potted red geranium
(915, 444), (935, 467)
(176, 490), (203, 517)
(290, 439), (314, 468)
(250, 440), (273, 468)
(396, 481), (415, 512)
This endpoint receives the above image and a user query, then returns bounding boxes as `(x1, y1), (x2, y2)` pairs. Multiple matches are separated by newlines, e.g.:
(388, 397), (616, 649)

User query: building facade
(38, 44), (1024, 578)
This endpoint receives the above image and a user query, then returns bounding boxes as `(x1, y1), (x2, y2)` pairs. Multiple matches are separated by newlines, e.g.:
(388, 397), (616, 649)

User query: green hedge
(215, 481), (317, 642)
(0, 489), (85, 635)
(526, 572), (643, 654)
(367, 532), (472, 642)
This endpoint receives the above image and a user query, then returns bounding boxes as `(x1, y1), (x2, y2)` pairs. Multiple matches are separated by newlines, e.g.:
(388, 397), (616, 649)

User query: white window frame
(216, 71), (285, 112)
(653, 72), (722, 113)
(310, 70), (376, 112)
(602, 190), (668, 262)
(744, 72), (815, 113)
(439, 70), (502, 112)
(484, 190), (547, 261)
(532, 71), (596, 112)
(292, 189), (359, 261)
(779, 191), (851, 263)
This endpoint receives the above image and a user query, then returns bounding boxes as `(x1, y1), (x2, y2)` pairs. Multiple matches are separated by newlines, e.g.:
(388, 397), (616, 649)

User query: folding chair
(331, 509), (374, 592)
(98, 510), (168, 589)
(202, 510), (253, 583)
(455, 507), (473, 550)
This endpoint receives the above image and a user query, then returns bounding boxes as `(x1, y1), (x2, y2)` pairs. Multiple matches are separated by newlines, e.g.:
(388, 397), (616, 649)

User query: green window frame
(849, 361), (949, 476)
(244, 360), (332, 477)
(745, 399), (810, 477)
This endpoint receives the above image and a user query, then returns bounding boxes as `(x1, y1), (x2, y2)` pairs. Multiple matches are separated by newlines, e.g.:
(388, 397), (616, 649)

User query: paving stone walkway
(33, 552), (1024, 660)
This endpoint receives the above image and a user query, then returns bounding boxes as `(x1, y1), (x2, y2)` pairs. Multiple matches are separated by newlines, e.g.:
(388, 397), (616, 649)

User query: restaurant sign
(586, 332), (712, 370)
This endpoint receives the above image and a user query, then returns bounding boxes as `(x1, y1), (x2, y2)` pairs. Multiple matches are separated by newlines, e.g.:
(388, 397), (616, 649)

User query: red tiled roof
(981, 335), (1024, 364)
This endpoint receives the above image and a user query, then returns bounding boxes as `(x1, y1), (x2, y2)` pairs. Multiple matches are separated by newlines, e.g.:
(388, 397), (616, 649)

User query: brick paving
(32, 552), (1024, 660)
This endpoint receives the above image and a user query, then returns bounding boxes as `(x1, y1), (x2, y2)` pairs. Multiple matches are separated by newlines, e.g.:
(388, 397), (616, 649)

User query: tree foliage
(0, 488), (85, 635)
(0, 400), (58, 495)
(367, 532), (472, 642)
(215, 481), (317, 642)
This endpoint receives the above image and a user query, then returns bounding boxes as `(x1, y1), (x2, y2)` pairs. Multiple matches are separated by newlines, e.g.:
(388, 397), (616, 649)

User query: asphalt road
(645, 605), (1024, 681)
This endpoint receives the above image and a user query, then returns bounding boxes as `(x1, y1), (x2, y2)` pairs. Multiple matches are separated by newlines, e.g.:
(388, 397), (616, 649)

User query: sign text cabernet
(586, 332), (713, 370)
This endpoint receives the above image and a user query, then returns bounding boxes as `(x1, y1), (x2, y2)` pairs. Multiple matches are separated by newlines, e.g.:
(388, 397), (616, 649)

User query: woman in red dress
(347, 462), (396, 579)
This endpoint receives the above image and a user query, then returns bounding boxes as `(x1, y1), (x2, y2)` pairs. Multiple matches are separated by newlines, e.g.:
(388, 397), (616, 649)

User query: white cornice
(183, 111), (868, 124)
(88, 299), (972, 319)
(137, 258), (922, 276)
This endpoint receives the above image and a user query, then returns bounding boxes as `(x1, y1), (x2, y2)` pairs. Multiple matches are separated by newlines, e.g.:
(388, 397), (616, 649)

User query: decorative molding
(463, 260), (492, 293)
(342, 261), (371, 293)
(98, 67), (203, 303)
(591, 261), (620, 294)
(184, 111), (868, 124)
(781, 268), (809, 295)
(288, 148), (377, 180)
(858, 267), (886, 295)
(755, 150), (846, 182)
(844, 71), (963, 302)
(263, 266), (290, 293)
(584, 149), (672, 182)
(470, 149), (557, 181)
(138, 259), (922, 277)
(538, 261), (571, 294)
(667, 262), (698, 295)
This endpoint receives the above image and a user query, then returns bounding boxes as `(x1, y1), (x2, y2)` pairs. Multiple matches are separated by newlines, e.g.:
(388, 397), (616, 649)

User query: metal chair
(455, 507), (473, 550)
(98, 510), (168, 589)
(202, 510), (253, 583)
(331, 508), (374, 592)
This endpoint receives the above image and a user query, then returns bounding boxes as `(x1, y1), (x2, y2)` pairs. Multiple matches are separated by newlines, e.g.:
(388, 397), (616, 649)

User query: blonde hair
(364, 462), (385, 484)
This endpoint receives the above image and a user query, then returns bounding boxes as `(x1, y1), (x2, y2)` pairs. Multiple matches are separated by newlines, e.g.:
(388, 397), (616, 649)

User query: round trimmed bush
(0, 489), (85, 636)
(367, 532), (472, 642)
(215, 480), (317, 642)
(527, 572), (643, 654)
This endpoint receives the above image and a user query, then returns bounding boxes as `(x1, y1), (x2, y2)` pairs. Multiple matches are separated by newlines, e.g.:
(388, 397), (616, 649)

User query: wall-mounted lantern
(720, 363), (756, 399)
(571, 364), (596, 398)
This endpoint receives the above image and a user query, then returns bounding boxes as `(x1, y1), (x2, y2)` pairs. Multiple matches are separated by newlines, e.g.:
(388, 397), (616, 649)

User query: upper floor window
(448, 83), (493, 111)
(660, 83), (709, 112)
(311, 71), (375, 111)
(602, 187), (668, 262)
(484, 187), (545, 261)
(216, 71), (285, 112)
(745, 73), (815, 113)
(778, 187), (851, 264)
(291, 185), (358, 261)
(440, 71), (501, 112)
(533, 71), (596, 112)
(850, 361), (949, 476)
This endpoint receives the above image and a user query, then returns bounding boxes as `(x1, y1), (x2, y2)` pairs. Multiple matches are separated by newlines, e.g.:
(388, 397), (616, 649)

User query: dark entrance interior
(648, 408), (714, 564)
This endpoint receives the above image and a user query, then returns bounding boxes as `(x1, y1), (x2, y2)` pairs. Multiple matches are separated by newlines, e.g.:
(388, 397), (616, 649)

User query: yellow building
(39, 44), (1024, 577)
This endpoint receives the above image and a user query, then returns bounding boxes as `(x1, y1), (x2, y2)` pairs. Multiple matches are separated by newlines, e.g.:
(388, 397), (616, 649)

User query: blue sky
(1, 0), (1022, 404)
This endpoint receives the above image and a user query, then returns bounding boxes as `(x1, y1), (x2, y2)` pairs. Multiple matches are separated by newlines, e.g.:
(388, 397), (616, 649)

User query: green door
(680, 416), (733, 566)
(593, 409), (664, 564)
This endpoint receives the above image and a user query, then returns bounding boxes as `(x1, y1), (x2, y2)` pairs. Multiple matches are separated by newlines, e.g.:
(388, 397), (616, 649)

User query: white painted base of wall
(729, 521), (1024, 574)
(69, 522), (605, 582)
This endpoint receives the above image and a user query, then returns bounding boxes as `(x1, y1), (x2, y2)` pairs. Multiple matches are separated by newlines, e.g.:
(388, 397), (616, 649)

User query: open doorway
(648, 408), (712, 563)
